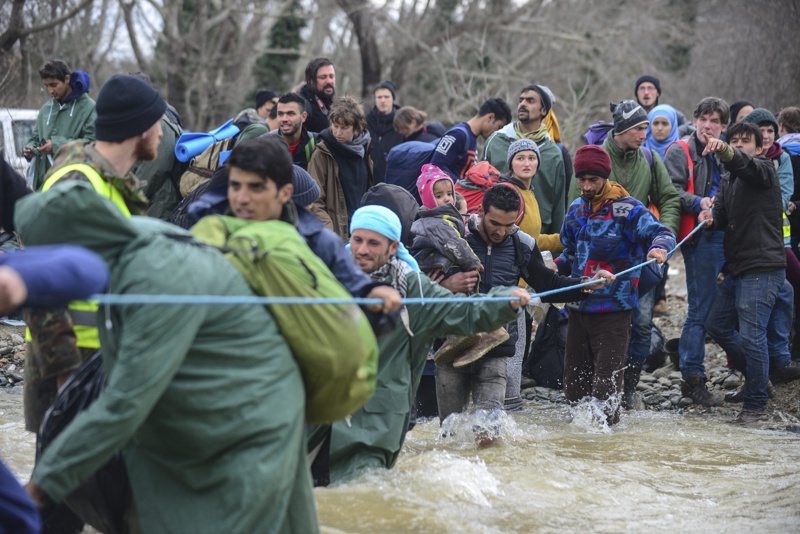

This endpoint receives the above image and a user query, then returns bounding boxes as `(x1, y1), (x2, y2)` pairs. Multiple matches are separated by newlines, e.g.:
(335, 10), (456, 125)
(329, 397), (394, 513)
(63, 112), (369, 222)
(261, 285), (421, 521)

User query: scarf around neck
(588, 180), (630, 212)
(515, 122), (548, 144)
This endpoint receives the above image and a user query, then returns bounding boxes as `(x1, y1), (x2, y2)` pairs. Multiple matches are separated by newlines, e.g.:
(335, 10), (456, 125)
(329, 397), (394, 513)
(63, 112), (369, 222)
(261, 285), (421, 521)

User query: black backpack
(522, 305), (568, 389)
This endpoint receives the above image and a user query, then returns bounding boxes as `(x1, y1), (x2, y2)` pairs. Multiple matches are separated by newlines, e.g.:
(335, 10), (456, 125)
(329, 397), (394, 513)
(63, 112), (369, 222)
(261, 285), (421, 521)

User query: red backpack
(454, 161), (524, 223)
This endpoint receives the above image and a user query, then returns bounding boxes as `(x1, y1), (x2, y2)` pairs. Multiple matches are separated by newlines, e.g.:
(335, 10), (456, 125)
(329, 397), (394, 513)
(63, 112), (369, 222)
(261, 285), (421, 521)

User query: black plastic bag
(38, 352), (132, 534)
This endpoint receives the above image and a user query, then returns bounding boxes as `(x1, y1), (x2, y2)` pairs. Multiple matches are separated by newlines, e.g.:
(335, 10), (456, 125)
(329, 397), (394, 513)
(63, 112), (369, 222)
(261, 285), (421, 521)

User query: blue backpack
(384, 139), (440, 204)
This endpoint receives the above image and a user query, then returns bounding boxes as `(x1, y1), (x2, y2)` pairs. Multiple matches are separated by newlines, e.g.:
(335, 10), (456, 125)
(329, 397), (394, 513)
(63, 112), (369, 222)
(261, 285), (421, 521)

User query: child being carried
(411, 164), (508, 368)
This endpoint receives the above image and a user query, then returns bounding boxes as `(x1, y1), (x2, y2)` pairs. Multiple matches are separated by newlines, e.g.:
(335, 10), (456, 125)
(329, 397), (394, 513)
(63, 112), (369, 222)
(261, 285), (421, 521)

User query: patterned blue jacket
(555, 195), (675, 313)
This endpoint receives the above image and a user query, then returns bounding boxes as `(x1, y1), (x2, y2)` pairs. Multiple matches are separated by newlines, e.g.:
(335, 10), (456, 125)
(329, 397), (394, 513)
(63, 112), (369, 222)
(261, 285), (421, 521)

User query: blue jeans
(627, 286), (655, 365)
(768, 279), (794, 368)
(705, 270), (786, 412)
(680, 231), (726, 378)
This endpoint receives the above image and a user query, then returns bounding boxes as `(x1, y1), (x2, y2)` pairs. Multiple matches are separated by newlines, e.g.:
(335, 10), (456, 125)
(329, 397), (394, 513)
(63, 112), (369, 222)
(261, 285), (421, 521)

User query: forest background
(1, 0), (798, 150)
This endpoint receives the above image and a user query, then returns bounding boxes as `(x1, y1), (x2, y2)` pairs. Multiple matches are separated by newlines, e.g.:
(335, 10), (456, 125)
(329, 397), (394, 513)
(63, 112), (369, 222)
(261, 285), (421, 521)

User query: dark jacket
(366, 105), (405, 184)
(408, 122), (446, 143)
(466, 218), (586, 357)
(410, 203), (480, 275)
(299, 84), (332, 134)
(664, 132), (730, 218)
(712, 148), (785, 277)
(1, 156), (31, 232)
(267, 127), (318, 170)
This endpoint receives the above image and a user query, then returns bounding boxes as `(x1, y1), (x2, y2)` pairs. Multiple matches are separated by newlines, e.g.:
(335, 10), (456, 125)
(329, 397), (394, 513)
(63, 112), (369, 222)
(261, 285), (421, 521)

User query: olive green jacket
(16, 183), (318, 534)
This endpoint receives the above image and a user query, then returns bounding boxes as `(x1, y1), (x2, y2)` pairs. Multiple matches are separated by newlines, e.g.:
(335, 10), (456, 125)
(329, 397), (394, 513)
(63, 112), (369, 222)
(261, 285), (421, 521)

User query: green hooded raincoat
(327, 267), (520, 482)
(15, 182), (318, 534)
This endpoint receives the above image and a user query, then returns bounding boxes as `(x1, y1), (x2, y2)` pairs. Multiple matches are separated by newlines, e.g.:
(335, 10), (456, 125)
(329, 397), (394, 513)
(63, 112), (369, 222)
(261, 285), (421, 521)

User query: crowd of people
(0, 56), (799, 532)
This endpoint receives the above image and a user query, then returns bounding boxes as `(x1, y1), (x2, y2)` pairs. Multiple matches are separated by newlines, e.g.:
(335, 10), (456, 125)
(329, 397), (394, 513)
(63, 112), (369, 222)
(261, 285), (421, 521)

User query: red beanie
(574, 145), (612, 179)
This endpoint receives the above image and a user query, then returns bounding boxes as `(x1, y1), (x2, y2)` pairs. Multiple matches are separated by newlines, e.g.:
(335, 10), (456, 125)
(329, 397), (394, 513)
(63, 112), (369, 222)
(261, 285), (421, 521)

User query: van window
(12, 120), (35, 158)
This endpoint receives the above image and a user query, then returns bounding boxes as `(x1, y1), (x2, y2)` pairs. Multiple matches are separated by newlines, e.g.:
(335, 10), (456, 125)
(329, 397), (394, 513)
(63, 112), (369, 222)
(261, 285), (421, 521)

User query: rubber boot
(622, 362), (645, 410)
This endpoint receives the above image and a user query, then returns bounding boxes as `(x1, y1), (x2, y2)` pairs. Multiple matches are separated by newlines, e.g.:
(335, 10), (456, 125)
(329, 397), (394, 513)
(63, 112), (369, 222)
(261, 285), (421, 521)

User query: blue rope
(89, 221), (707, 306)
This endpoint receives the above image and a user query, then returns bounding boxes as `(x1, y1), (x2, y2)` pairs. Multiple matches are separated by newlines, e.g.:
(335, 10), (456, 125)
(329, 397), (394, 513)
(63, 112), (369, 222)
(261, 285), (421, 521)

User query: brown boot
(452, 328), (510, 368)
(433, 334), (482, 364)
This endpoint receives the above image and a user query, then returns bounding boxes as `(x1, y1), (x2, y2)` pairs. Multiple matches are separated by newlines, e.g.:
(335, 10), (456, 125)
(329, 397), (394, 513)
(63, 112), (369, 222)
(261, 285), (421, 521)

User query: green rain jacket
(567, 135), (681, 235)
(26, 93), (96, 190)
(328, 266), (520, 482)
(482, 122), (566, 233)
(15, 182), (318, 534)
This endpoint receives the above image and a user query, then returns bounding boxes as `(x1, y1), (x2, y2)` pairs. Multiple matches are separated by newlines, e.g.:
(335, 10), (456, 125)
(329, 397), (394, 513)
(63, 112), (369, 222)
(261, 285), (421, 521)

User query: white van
(0, 108), (37, 180)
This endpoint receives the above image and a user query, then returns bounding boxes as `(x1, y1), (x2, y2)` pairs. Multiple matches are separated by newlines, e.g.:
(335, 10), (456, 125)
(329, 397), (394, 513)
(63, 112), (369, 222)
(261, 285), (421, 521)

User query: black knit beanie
(255, 89), (278, 110)
(373, 80), (397, 100)
(635, 75), (661, 96)
(95, 74), (166, 142)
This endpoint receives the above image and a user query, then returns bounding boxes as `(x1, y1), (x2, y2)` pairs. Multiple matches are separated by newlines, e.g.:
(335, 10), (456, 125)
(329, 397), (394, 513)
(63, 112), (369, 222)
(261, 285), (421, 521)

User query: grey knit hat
(507, 138), (540, 170)
(611, 99), (649, 135)
(741, 108), (779, 135)
(292, 166), (320, 207)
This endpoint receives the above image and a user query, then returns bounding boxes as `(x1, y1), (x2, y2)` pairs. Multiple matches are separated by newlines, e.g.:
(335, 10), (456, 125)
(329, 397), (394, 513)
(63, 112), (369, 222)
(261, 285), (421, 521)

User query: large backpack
(190, 216), (379, 424)
(454, 160), (503, 212)
(178, 137), (237, 197)
(384, 140), (440, 203)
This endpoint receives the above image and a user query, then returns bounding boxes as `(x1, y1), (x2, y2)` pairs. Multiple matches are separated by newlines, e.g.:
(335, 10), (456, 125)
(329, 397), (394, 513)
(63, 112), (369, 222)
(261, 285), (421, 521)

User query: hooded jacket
(26, 84), (96, 191)
(482, 122), (566, 233)
(410, 203), (480, 275)
(556, 181), (676, 313)
(299, 84), (332, 134)
(308, 129), (373, 240)
(567, 134), (681, 235)
(15, 183), (317, 534)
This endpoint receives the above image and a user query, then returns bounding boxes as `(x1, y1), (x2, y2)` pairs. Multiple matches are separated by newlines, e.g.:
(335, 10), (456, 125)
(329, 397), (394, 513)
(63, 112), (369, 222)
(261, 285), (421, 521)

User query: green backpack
(191, 215), (378, 424)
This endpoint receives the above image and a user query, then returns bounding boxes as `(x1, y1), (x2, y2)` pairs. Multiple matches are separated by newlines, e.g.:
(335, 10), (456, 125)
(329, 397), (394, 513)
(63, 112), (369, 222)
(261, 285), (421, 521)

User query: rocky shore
(0, 325), (26, 389)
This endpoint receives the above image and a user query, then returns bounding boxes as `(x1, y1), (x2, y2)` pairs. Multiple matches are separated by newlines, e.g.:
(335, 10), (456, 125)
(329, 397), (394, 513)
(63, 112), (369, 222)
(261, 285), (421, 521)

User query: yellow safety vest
(25, 164), (131, 349)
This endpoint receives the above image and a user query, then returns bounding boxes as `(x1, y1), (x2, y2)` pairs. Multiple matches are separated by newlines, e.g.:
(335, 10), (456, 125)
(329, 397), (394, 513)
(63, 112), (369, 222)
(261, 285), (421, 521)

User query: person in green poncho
(310, 204), (532, 486)
(15, 182), (318, 534)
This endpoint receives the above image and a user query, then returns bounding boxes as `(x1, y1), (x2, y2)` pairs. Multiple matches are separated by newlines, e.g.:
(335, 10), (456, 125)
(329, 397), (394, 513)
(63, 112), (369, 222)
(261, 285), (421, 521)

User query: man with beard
(23, 73), (163, 534)
(482, 85), (566, 233)
(299, 57), (336, 134)
(269, 92), (318, 170)
(316, 204), (533, 483)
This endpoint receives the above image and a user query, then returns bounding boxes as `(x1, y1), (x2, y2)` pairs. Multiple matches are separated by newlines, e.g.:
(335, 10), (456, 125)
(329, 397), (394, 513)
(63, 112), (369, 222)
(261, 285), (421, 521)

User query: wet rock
(0, 376), (7, 387)
(7, 373), (23, 383)
(678, 396), (694, 407)
(659, 400), (673, 409)
(652, 366), (675, 379)
(669, 371), (682, 380)
(639, 375), (657, 384)
(10, 333), (24, 345)
(657, 377), (672, 387)
(6, 364), (15, 373)
(722, 374), (742, 389)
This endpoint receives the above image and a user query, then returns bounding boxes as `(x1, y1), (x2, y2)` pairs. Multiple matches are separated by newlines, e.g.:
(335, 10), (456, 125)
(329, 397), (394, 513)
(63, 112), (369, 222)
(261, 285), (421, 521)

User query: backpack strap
(510, 231), (531, 280)
(304, 133), (318, 162)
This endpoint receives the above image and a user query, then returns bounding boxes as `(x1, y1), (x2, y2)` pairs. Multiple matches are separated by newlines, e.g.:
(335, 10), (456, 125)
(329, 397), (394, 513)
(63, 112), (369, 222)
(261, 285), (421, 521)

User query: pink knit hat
(416, 164), (454, 209)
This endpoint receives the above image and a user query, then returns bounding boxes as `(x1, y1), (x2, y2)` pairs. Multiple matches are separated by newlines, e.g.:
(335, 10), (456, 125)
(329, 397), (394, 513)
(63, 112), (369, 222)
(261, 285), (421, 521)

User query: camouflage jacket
(43, 140), (149, 215)
(23, 308), (95, 432)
